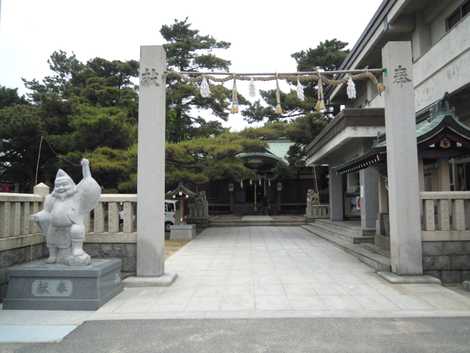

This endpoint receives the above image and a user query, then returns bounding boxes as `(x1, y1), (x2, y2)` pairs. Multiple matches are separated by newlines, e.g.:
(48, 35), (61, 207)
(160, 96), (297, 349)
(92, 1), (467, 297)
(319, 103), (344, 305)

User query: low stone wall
(422, 241), (470, 283)
(84, 243), (136, 275)
(0, 243), (47, 300)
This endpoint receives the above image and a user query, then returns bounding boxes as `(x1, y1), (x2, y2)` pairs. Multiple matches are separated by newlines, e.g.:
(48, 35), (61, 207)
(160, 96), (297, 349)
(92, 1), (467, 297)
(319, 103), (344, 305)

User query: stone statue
(306, 189), (320, 218)
(189, 191), (208, 219)
(32, 159), (101, 266)
(307, 189), (320, 205)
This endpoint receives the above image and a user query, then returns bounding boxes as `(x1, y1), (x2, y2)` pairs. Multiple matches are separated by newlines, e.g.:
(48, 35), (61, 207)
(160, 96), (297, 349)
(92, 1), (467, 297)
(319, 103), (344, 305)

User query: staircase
(301, 220), (391, 271)
(209, 215), (306, 227)
(307, 219), (375, 244)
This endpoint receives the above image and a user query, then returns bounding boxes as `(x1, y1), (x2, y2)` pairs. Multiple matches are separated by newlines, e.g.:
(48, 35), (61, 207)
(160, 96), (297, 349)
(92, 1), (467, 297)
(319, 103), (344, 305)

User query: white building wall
(414, 14), (470, 111)
(362, 0), (470, 111)
(428, 0), (464, 45)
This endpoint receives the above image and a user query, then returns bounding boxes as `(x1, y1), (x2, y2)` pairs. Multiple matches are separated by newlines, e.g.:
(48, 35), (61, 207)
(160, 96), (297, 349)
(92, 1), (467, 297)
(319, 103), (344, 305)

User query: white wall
(360, 0), (470, 111)
(414, 14), (470, 111)
(428, 0), (464, 45)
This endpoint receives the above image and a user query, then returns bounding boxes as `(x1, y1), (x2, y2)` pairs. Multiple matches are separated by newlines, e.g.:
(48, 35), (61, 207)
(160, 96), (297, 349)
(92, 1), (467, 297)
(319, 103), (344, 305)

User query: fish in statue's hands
(31, 159), (101, 266)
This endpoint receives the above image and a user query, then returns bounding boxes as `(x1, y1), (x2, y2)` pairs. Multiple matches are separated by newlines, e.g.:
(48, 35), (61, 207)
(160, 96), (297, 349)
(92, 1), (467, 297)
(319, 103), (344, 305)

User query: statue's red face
(54, 179), (73, 194)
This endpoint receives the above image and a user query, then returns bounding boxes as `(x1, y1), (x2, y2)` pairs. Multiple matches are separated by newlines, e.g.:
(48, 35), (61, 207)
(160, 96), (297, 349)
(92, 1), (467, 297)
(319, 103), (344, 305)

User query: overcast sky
(0, 0), (382, 131)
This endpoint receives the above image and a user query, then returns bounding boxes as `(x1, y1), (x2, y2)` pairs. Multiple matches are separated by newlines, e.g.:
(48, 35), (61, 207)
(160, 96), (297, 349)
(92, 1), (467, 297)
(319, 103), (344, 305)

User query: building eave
(305, 108), (385, 165)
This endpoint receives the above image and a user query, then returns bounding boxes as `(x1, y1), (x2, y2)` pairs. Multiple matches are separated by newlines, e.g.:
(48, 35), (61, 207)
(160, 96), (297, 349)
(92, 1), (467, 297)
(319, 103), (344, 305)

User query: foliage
(0, 105), (43, 189)
(0, 86), (28, 107)
(241, 39), (349, 167)
(1, 20), (347, 192)
(166, 133), (266, 186)
(239, 116), (327, 167)
(292, 39), (349, 72)
(0, 50), (139, 191)
(240, 121), (290, 140)
(162, 18), (249, 142)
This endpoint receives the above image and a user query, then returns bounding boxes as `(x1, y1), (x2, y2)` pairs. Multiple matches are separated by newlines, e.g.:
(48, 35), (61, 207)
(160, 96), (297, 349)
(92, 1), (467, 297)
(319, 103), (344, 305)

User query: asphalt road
(2, 317), (470, 353)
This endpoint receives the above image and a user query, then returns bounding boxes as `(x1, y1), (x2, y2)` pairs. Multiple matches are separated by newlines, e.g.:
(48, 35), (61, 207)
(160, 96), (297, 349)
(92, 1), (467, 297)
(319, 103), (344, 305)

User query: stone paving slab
(0, 325), (76, 343)
(92, 226), (470, 320)
(0, 308), (93, 343)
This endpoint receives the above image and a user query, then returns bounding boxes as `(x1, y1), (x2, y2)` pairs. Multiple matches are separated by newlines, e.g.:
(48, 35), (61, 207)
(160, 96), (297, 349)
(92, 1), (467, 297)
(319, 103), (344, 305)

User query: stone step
(306, 222), (357, 244)
(315, 219), (376, 236)
(301, 224), (391, 272)
(361, 243), (390, 258)
(315, 219), (362, 235)
(310, 221), (374, 244)
(209, 221), (306, 227)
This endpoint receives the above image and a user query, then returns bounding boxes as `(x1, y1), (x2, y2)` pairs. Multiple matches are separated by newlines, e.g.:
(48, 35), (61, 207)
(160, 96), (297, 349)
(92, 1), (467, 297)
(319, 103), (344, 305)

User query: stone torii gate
(135, 42), (424, 282)
(126, 46), (176, 285)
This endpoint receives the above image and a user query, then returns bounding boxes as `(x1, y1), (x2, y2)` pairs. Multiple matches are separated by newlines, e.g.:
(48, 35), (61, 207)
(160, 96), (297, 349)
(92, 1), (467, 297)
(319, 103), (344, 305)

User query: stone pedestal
(170, 224), (196, 241)
(4, 259), (122, 311)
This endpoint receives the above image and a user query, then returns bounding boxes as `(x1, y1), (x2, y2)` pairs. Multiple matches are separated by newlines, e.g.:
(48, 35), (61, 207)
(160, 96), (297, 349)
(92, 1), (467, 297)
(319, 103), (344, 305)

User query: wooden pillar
(376, 175), (389, 236)
(329, 169), (344, 221)
(360, 168), (379, 230)
(229, 183), (234, 213)
(437, 159), (450, 191)
(276, 182), (282, 214)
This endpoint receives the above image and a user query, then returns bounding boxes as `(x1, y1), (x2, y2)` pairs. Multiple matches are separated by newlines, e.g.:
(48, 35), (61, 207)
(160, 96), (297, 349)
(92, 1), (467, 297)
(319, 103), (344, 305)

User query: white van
(165, 200), (177, 232)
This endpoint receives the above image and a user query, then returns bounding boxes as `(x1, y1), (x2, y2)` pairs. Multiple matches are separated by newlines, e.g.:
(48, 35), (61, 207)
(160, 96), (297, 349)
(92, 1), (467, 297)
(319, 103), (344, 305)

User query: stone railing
(421, 191), (470, 241)
(0, 189), (138, 251)
(0, 187), (140, 297)
(86, 194), (137, 243)
(313, 205), (329, 219)
(305, 204), (330, 220)
(0, 192), (44, 250)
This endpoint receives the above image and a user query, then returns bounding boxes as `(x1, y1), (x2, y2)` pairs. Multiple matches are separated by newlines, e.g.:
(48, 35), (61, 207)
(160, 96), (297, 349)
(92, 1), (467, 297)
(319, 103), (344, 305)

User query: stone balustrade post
(33, 183), (50, 198)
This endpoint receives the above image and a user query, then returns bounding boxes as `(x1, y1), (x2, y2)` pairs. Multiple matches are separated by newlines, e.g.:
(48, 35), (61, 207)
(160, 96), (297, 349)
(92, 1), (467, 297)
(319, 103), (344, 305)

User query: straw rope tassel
(231, 76), (239, 114)
(200, 75), (211, 98)
(249, 77), (256, 97)
(346, 74), (356, 99)
(315, 74), (325, 112)
(275, 73), (283, 114)
(296, 78), (305, 101)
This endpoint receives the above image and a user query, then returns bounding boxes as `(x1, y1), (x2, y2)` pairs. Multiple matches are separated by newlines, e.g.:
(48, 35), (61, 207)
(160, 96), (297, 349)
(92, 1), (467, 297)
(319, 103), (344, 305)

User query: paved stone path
(92, 226), (470, 320)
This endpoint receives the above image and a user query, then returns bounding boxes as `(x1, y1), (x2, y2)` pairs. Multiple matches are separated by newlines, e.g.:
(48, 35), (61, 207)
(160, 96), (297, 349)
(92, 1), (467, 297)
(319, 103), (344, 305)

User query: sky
(0, 0), (382, 131)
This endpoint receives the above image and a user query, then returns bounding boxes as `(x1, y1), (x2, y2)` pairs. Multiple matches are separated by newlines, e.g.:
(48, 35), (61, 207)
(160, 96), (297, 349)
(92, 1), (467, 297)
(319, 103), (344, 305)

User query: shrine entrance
(136, 42), (424, 280)
(236, 148), (286, 215)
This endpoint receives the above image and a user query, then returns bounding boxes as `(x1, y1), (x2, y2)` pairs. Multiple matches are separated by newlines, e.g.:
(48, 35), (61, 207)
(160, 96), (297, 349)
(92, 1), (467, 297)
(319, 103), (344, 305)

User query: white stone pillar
(329, 169), (344, 221)
(382, 41), (423, 275)
(360, 168), (379, 230)
(137, 46), (166, 277)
